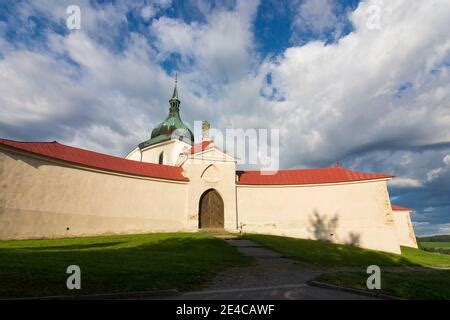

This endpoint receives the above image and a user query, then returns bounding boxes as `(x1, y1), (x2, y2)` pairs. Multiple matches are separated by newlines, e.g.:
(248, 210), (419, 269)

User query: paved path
(165, 237), (375, 300)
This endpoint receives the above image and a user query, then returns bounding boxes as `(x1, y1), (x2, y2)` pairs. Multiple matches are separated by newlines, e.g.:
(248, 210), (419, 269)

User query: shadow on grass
(0, 234), (252, 299)
(243, 234), (415, 267)
(20, 242), (126, 251)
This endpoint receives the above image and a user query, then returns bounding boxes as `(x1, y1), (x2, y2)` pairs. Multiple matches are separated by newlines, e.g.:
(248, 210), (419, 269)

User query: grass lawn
(315, 271), (450, 300)
(420, 242), (450, 249)
(243, 234), (450, 299)
(418, 241), (450, 255)
(0, 232), (252, 298)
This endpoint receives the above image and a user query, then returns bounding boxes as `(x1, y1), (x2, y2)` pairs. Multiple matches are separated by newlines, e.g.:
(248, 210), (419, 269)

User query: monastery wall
(0, 143), (413, 254)
(392, 210), (418, 248)
(0, 148), (190, 240)
(236, 179), (402, 254)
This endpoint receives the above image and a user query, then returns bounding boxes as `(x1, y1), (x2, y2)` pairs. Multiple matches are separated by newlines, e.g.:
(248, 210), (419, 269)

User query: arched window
(158, 152), (164, 165)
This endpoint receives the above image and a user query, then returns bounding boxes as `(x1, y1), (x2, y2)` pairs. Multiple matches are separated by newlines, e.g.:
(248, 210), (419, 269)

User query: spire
(171, 73), (179, 101)
(169, 73), (180, 116)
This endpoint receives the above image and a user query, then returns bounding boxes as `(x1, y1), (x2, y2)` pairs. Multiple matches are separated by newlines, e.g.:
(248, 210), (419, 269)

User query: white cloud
(0, 0), (263, 156)
(444, 154), (450, 165)
(141, 6), (156, 20)
(293, 0), (338, 34)
(0, 28), (172, 155)
(141, 0), (172, 20)
(426, 153), (450, 182)
(262, 0), (450, 168)
(388, 178), (422, 188)
(150, 0), (259, 83)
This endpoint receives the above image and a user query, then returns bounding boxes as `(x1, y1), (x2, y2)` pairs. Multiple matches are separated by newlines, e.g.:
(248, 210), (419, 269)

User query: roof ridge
(0, 138), (59, 144)
(237, 166), (394, 185)
(238, 166), (334, 173)
(238, 166), (389, 173)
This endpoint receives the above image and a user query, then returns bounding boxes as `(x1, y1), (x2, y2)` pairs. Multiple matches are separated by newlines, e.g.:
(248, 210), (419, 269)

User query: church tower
(125, 75), (194, 165)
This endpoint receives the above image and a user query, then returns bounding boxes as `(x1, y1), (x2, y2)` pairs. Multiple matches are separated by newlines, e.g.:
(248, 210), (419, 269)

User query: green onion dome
(139, 76), (194, 149)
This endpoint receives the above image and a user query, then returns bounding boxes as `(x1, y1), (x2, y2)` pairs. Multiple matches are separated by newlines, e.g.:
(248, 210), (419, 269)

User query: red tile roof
(236, 166), (394, 185)
(190, 141), (211, 154)
(391, 204), (412, 211)
(0, 139), (188, 182)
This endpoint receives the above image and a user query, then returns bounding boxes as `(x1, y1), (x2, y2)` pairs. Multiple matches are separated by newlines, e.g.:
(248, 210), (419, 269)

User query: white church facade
(0, 80), (418, 254)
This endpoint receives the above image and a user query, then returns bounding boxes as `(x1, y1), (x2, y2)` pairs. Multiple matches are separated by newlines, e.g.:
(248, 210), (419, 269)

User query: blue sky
(0, 0), (449, 235)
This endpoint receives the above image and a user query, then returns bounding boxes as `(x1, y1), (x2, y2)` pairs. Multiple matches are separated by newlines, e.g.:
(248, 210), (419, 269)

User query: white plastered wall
(0, 148), (191, 240)
(392, 210), (418, 248)
(236, 179), (402, 254)
(125, 140), (191, 165)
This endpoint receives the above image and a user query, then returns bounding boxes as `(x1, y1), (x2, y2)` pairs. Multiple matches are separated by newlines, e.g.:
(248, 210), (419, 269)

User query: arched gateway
(198, 189), (224, 229)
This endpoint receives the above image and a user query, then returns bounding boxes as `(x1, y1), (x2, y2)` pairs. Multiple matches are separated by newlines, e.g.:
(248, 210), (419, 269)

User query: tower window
(159, 152), (164, 165)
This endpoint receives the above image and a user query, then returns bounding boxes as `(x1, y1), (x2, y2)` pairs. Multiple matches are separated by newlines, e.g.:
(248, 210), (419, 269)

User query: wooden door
(199, 189), (224, 229)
